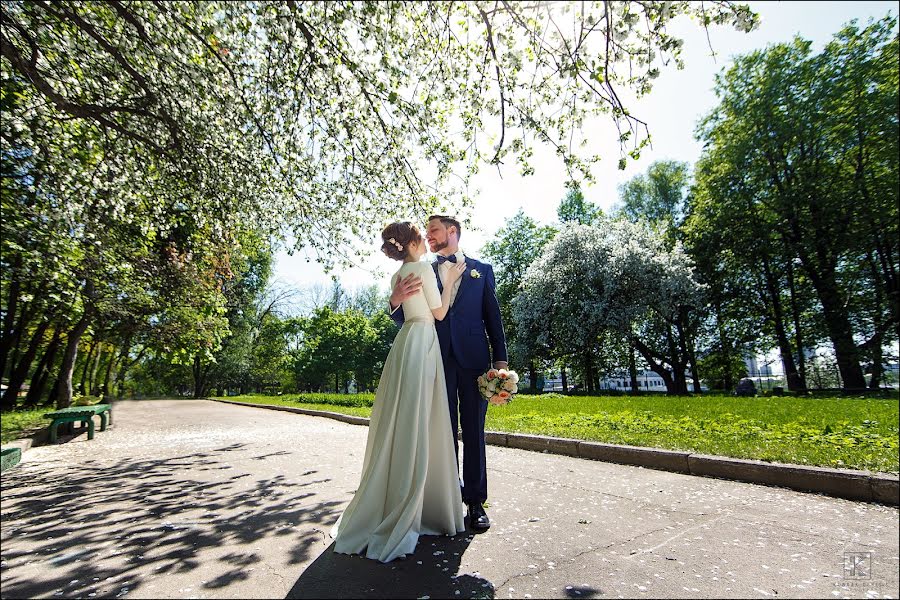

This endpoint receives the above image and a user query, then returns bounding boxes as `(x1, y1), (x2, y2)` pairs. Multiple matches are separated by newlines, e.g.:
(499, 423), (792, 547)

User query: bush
(291, 393), (375, 408)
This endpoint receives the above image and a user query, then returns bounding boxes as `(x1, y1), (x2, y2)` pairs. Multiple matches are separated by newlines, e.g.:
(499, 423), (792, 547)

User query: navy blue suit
(391, 256), (507, 503)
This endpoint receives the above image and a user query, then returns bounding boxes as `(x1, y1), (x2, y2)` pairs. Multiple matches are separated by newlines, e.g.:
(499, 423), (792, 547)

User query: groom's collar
(435, 249), (466, 264)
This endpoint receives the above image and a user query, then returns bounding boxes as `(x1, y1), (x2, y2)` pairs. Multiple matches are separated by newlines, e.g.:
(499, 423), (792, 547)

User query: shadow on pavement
(0, 443), (343, 599)
(286, 530), (494, 599)
(564, 585), (603, 598)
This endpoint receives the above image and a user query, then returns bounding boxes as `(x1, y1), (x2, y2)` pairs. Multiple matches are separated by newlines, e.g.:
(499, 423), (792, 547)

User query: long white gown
(330, 260), (466, 562)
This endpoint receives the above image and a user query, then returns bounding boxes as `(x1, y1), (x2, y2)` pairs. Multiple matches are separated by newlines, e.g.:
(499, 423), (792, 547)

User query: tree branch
(478, 5), (506, 165)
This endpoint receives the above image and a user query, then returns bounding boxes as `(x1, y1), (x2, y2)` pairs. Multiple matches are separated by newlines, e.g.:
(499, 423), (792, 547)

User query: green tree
(481, 210), (556, 391)
(292, 307), (371, 393)
(617, 160), (700, 389)
(690, 16), (898, 390)
(200, 234), (278, 396)
(355, 312), (398, 392)
(618, 160), (690, 245)
(557, 187), (601, 226)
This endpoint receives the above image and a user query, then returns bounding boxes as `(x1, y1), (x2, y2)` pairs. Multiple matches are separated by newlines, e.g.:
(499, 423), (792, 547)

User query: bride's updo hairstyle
(381, 221), (422, 261)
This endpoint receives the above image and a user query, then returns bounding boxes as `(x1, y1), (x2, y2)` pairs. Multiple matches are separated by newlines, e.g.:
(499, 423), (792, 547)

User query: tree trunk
(8, 319), (26, 388)
(713, 301), (733, 391)
(528, 360), (537, 394)
(113, 346), (147, 397)
(560, 361), (568, 393)
(108, 337), (133, 395)
(24, 328), (62, 406)
(583, 351), (595, 394)
(869, 336), (883, 390)
(633, 338), (677, 395)
(787, 211), (868, 389)
(88, 342), (103, 395)
(193, 353), (209, 398)
(0, 319), (51, 410)
(0, 255), (22, 380)
(101, 348), (116, 396)
(759, 257), (803, 391)
(666, 325), (688, 395)
(628, 342), (639, 394)
(865, 251), (886, 390)
(786, 259), (807, 390)
(55, 310), (93, 409)
(676, 307), (701, 393)
(77, 339), (97, 396)
(808, 269), (867, 390)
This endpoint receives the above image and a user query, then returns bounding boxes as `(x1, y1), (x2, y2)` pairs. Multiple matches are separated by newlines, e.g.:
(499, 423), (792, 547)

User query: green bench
(43, 404), (113, 443)
(1, 447), (22, 472)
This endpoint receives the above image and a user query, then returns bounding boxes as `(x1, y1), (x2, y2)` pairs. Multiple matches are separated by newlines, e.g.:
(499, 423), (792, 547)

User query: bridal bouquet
(477, 368), (519, 405)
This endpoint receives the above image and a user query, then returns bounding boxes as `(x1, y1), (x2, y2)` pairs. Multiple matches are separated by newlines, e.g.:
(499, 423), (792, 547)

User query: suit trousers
(443, 351), (488, 504)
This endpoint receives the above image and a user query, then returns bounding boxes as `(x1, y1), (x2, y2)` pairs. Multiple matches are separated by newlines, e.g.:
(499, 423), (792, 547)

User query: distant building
(539, 370), (705, 393)
(598, 371), (668, 392)
(745, 355), (773, 377)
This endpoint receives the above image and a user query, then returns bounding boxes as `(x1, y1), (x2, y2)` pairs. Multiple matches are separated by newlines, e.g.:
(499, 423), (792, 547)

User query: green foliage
(290, 306), (397, 393)
(686, 15), (899, 390)
(696, 351), (748, 391)
(1, 1), (760, 271)
(617, 160), (689, 247)
(481, 210), (557, 372)
(556, 187), (602, 226)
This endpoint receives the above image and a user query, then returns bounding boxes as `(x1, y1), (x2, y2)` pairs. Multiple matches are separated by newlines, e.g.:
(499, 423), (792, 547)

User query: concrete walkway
(1, 399), (897, 599)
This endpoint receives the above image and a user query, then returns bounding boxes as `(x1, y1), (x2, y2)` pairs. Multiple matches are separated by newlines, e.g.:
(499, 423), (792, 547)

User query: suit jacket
(391, 256), (507, 370)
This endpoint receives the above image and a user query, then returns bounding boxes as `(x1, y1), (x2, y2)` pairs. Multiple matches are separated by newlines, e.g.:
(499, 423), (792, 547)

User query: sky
(272, 1), (898, 297)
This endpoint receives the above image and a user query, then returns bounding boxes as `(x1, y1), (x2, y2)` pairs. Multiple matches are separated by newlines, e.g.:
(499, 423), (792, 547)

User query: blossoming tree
(1, 0), (757, 407)
(513, 219), (704, 395)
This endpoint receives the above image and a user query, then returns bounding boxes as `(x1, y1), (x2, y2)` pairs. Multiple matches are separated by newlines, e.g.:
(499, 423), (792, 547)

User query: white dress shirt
(437, 250), (466, 307)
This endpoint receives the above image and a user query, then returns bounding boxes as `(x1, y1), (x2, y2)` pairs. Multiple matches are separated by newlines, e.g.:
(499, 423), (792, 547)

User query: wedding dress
(330, 260), (466, 562)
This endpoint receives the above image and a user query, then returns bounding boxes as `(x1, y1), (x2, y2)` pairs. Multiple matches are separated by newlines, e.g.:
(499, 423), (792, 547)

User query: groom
(389, 215), (507, 531)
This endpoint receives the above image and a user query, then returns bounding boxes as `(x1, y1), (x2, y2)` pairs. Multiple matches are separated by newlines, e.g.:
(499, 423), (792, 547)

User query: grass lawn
(1, 407), (52, 444)
(216, 392), (899, 475)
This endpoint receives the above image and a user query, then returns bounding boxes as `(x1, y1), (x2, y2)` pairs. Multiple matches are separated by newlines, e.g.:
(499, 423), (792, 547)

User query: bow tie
(436, 255), (458, 264)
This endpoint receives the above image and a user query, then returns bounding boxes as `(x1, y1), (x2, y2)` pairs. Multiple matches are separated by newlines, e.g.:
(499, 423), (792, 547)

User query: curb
(0, 428), (48, 474)
(3, 426), (49, 453)
(212, 399), (899, 506)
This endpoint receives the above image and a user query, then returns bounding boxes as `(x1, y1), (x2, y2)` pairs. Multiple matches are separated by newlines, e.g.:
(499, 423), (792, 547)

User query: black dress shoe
(467, 502), (491, 531)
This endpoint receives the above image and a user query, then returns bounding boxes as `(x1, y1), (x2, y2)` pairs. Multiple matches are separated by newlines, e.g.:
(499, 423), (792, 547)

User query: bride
(330, 221), (467, 562)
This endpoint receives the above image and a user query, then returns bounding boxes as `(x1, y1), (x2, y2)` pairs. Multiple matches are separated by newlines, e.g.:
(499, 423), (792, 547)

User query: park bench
(43, 404), (113, 443)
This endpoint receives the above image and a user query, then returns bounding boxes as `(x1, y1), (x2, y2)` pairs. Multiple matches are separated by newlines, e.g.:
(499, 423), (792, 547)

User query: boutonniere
(470, 268), (481, 279)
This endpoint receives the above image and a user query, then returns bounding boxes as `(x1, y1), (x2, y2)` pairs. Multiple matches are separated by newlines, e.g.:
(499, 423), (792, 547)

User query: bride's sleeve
(421, 263), (442, 309)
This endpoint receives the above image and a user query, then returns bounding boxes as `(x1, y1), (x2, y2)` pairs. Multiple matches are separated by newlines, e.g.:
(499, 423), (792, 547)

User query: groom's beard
(430, 240), (449, 253)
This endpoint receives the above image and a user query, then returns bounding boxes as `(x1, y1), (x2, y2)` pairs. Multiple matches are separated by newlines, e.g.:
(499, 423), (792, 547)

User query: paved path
(1, 399), (897, 599)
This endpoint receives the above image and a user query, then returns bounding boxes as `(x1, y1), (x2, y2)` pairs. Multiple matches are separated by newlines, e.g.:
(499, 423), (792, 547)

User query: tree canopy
(2, 0), (759, 266)
(685, 15), (899, 390)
